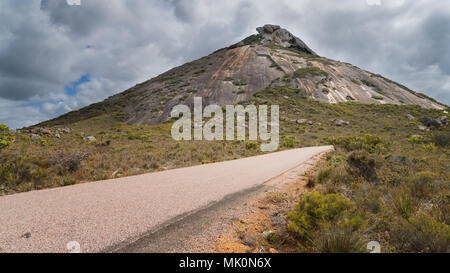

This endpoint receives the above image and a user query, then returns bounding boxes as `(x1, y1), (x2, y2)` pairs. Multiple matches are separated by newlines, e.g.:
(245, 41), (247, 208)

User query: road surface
(0, 146), (333, 253)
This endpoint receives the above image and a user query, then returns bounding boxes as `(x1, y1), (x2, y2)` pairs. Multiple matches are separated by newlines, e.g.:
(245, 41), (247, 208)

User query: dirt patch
(214, 152), (328, 253)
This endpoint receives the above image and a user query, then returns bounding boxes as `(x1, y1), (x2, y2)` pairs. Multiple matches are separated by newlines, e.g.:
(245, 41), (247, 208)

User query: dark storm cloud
(0, 0), (448, 128)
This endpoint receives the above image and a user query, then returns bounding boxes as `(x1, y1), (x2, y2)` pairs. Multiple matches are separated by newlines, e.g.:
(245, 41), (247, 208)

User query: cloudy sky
(0, 0), (449, 128)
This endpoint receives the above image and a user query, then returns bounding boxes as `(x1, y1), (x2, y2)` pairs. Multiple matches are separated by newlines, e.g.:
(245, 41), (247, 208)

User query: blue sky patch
(64, 74), (90, 96)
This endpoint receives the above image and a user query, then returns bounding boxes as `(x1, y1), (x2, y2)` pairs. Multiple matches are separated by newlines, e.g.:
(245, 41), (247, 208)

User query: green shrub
(293, 67), (328, 79)
(232, 81), (248, 86)
(0, 154), (48, 190)
(282, 136), (295, 148)
(328, 134), (383, 153)
(407, 135), (422, 149)
(347, 151), (379, 182)
(372, 95), (384, 100)
(266, 232), (281, 245)
(0, 124), (15, 149)
(287, 193), (364, 240)
(245, 141), (258, 150)
(409, 171), (435, 199)
(390, 214), (450, 253)
(350, 79), (360, 85)
(328, 164), (352, 186)
(0, 124), (9, 132)
(361, 79), (376, 87)
(432, 132), (450, 147)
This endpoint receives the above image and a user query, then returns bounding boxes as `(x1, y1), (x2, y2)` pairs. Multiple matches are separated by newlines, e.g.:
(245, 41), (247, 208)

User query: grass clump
(233, 81), (248, 86)
(350, 79), (360, 85)
(293, 67), (328, 79)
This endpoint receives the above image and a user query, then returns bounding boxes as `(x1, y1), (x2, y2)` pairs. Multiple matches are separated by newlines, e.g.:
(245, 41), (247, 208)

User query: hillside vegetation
(1, 86), (448, 252)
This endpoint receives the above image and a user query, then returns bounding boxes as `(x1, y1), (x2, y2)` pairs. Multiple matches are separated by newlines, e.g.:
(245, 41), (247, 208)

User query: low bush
(409, 171), (435, 199)
(0, 153), (48, 190)
(232, 81), (248, 86)
(432, 132), (450, 147)
(390, 213), (450, 253)
(293, 67), (328, 79)
(347, 151), (379, 182)
(0, 124), (15, 149)
(282, 136), (295, 148)
(287, 193), (364, 241)
(245, 141), (259, 150)
(328, 134), (384, 153)
(50, 151), (90, 174)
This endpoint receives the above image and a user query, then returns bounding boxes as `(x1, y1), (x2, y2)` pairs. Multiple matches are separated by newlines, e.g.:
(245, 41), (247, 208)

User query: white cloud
(366, 0), (382, 6)
(0, 0), (448, 128)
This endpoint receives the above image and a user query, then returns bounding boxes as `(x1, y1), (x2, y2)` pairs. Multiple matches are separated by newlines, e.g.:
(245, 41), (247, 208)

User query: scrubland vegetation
(0, 84), (448, 253)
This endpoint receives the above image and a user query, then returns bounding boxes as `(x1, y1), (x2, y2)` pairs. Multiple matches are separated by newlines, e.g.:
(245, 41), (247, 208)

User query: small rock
(262, 230), (275, 238)
(419, 117), (442, 127)
(111, 168), (123, 178)
(406, 114), (415, 120)
(418, 125), (429, 132)
(296, 119), (308, 124)
(22, 232), (31, 239)
(439, 116), (448, 126)
(61, 128), (71, 134)
(54, 133), (61, 138)
(83, 136), (96, 142)
(241, 234), (257, 247)
(39, 128), (51, 135)
(30, 134), (41, 140)
(334, 120), (350, 126)
(283, 96), (289, 100)
(307, 120), (314, 125)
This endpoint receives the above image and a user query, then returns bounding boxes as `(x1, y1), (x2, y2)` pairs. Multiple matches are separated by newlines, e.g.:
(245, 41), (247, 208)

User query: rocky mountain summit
(40, 25), (446, 127)
(256, 24), (316, 55)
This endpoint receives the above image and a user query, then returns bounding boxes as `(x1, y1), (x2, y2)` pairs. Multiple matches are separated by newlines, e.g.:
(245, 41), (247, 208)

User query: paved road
(0, 146), (333, 253)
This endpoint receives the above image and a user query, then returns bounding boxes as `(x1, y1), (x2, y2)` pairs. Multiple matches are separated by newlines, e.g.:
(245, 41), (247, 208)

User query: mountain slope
(39, 24), (444, 127)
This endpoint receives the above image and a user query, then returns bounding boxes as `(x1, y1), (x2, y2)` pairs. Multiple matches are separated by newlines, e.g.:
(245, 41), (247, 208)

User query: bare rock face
(38, 25), (446, 128)
(256, 24), (316, 55)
